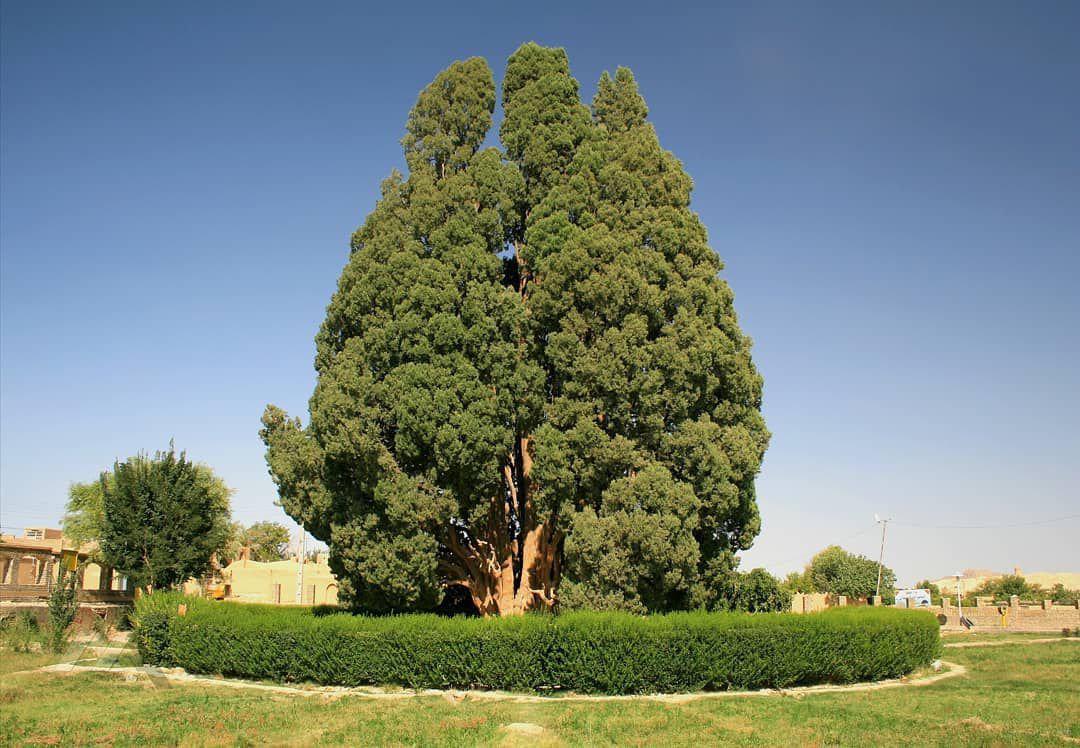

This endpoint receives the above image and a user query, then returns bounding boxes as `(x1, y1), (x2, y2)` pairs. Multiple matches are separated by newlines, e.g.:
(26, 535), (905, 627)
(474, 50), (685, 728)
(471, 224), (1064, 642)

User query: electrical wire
(890, 514), (1080, 530)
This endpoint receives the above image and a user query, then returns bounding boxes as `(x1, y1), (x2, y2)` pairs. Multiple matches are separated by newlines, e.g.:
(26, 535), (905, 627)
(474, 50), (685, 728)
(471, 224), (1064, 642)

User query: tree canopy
(228, 521), (292, 563)
(261, 44), (768, 616)
(806, 545), (896, 601)
(65, 459), (233, 566)
(99, 446), (233, 590)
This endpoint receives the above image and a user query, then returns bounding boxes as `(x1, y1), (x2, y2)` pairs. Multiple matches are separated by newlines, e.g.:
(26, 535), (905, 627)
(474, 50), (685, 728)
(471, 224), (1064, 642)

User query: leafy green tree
(971, 574), (1040, 601)
(716, 568), (791, 613)
(235, 521), (292, 562)
(47, 564), (79, 653)
(1049, 583), (1079, 606)
(65, 462), (233, 564)
(261, 45), (768, 616)
(915, 579), (943, 605)
(807, 546), (896, 602)
(62, 479), (109, 553)
(99, 446), (232, 591)
(782, 569), (816, 594)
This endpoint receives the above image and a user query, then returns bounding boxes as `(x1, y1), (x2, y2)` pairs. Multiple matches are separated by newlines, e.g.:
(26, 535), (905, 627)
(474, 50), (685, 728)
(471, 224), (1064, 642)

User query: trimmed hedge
(134, 594), (940, 694)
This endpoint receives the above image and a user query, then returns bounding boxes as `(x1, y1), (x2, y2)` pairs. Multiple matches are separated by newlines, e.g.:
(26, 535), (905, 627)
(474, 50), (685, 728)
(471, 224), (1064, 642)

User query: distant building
(0, 527), (134, 604)
(2, 527), (339, 609)
(185, 551), (339, 606)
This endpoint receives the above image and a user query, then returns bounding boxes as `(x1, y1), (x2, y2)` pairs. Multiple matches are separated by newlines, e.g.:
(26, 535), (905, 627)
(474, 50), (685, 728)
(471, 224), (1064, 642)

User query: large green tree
(262, 44), (768, 616)
(99, 446), (232, 590)
(64, 460), (233, 564)
(806, 545), (897, 601)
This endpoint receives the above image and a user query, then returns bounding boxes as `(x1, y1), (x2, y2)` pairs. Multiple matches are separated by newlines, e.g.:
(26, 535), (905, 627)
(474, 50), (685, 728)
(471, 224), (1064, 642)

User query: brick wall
(938, 596), (1080, 632)
(790, 592), (1080, 632)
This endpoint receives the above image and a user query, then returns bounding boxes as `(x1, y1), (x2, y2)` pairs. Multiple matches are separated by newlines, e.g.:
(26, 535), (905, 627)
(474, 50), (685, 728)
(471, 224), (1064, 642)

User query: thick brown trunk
(439, 440), (561, 616)
(440, 235), (561, 616)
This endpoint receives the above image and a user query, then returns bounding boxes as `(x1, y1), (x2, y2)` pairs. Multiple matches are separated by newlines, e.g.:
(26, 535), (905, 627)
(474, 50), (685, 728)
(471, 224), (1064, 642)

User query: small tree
(62, 478), (109, 555)
(781, 569), (815, 594)
(972, 574), (1037, 601)
(719, 568), (791, 612)
(47, 564), (79, 653)
(915, 579), (943, 605)
(807, 546), (896, 602)
(100, 445), (232, 591)
(1049, 583), (1079, 606)
(239, 521), (292, 562)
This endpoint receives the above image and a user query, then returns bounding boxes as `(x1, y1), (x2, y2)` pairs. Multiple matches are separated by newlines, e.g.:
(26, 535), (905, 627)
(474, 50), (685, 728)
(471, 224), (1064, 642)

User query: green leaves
(807, 546), (898, 601)
(136, 595), (940, 694)
(99, 446), (231, 590)
(262, 45), (769, 615)
(402, 57), (495, 177)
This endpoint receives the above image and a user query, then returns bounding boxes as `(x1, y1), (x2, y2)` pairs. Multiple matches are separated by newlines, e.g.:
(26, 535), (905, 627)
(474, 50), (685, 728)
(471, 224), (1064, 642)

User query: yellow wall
(221, 557), (338, 605)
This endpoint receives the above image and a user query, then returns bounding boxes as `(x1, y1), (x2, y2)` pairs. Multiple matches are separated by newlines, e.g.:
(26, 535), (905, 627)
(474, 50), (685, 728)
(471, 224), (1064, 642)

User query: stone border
(20, 635), (1077, 703)
(32, 659), (967, 703)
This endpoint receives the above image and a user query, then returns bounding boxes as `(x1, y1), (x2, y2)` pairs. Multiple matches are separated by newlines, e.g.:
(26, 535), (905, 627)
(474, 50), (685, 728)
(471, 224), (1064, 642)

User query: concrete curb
(33, 659), (968, 703)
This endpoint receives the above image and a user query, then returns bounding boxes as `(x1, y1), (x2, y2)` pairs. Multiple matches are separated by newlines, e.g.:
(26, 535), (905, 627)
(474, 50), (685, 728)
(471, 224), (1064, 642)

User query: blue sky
(2, 1), (1077, 584)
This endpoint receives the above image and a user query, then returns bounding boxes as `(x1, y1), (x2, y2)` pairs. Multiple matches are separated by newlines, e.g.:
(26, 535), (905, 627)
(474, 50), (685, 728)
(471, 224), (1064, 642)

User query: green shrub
(1, 610), (42, 653)
(718, 568), (792, 613)
(130, 591), (188, 666)
(47, 565), (80, 653)
(134, 595), (940, 694)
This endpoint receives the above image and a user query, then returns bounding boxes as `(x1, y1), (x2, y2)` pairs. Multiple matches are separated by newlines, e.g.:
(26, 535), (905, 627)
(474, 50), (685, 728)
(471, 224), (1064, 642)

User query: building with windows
(0, 527), (134, 605)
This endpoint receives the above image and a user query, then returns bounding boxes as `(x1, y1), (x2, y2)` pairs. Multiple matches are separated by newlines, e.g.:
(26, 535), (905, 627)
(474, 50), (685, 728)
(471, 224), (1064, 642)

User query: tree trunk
(440, 440), (560, 616)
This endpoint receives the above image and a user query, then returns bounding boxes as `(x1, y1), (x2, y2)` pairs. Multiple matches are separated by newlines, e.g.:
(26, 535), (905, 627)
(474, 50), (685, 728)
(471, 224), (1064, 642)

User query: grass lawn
(940, 630), (1072, 643)
(1, 640), (1077, 746)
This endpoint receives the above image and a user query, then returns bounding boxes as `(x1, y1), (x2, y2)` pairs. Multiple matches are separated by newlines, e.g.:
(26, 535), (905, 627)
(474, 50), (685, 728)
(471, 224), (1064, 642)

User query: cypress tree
(262, 46), (767, 615)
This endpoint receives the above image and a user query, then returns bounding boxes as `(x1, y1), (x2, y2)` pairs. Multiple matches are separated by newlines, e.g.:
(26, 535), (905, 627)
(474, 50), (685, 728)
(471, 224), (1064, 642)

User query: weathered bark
(439, 234), (562, 617)
(439, 439), (561, 616)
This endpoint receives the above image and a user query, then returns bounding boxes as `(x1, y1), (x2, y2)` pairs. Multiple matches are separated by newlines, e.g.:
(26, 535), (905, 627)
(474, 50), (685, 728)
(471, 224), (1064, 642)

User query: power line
(891, 513), (1080, 530)
(762, 522), (880, 571)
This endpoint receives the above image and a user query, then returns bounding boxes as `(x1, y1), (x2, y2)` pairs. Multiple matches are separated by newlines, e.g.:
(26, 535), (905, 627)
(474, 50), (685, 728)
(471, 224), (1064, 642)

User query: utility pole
(875, 514), (891, 599)
(295, 528), (306, 604)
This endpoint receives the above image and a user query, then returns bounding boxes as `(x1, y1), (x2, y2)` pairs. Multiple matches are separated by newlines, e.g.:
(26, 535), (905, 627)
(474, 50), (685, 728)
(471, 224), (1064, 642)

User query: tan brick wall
(940, 598), (1080, 632)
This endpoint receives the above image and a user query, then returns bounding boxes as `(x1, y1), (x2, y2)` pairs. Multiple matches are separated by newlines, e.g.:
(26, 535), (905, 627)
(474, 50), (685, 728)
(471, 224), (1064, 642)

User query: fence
(791, 592), (1080, 632)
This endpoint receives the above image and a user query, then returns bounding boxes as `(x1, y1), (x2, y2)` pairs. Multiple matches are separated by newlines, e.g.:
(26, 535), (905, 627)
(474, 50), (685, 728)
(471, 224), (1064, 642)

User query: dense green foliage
(915, 579), (944, 605)
(46, 565), (79, 653)
(805, 546), (897, 602)
(716, 568), (792, 613)
(99, 446), (232, 590)
(969, 575), (1080, 605)
(0, 610), (40, 653)
(261, 43), (768, 616)
(6, 629), (1076, 746)
(65, 460), (233, 563)
(134, 595), (938, 694)
(223, 521), (292, 563)
(61, 479), (110, 554)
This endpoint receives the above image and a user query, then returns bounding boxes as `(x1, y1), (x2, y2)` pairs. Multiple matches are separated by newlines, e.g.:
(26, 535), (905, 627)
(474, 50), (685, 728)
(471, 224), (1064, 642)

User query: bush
(134, 595), (940, 694)
(130, 591), (185, 666)
(808, 546), (896, 603)
(1, 610), (42, 653)
(721, 568), (792, 613)
(47, 565), (79, 653)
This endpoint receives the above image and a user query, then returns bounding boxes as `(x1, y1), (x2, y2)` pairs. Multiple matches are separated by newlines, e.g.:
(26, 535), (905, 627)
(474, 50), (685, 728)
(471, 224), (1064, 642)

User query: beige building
(195, 553), (339, 606)
(0, 527), (133, 605)
(2, 527), (340, 608)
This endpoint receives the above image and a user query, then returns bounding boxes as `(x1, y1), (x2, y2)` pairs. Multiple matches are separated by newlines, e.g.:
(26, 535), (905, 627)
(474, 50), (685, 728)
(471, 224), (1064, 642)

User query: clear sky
(2, 1), (1077, 585)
